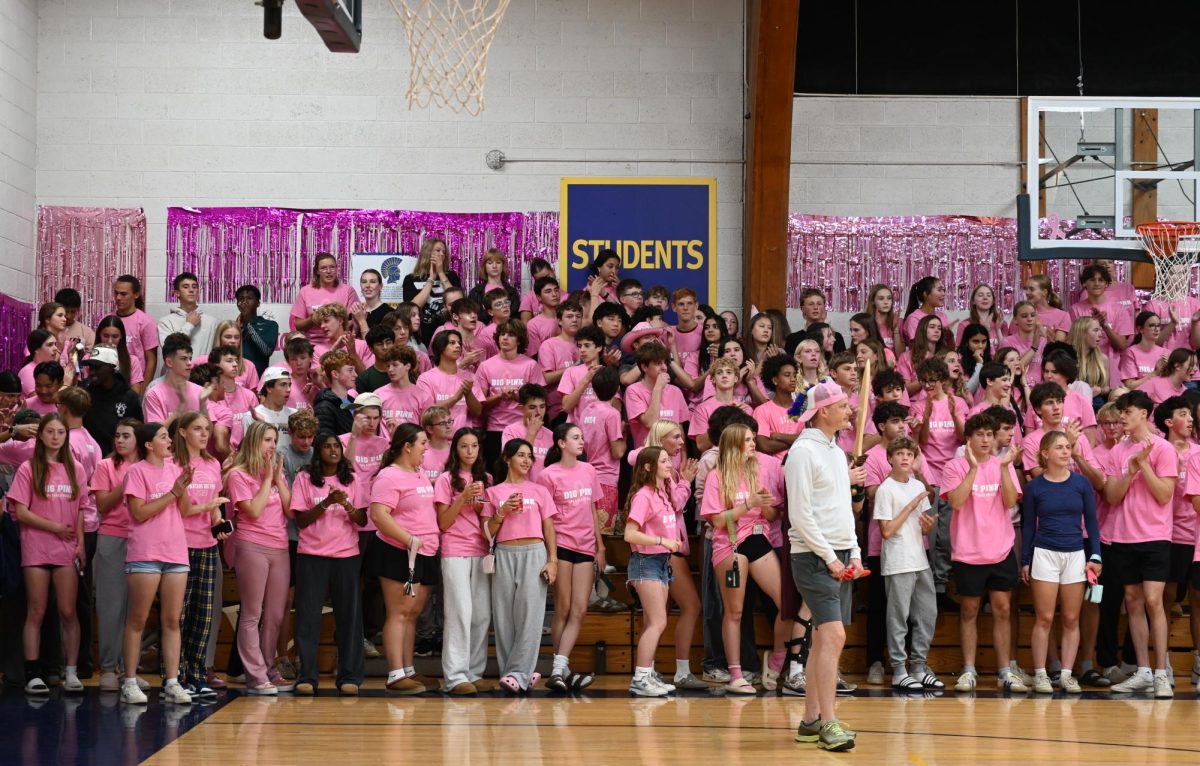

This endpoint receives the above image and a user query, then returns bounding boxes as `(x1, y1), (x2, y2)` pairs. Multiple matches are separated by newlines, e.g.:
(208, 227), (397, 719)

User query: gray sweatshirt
(785, 428), (860, 563)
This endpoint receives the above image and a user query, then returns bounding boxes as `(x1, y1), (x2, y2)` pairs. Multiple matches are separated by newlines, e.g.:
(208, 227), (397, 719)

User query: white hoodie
(785, 428), (860, 563)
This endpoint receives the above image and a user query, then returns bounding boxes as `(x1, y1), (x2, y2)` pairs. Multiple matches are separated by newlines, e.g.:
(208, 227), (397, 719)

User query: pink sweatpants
(235, 540), (290, 687)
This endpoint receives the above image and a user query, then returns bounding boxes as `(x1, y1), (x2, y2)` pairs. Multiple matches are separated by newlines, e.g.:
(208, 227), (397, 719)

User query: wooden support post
(1131, 108), (1159, 289)
(742, 0), (800, 323)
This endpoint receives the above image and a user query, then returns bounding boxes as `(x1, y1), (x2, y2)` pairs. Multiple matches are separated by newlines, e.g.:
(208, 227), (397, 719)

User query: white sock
(675, 659), (690, 679)
(553, 654), (568, 674)
(387, 669), (405, 684)
(1060, 669), (1072, 679)
(1034, 668), (1047, 677)
(634, 666), (652, 680)
(1154, 668), (1168, 679)
(123, 676), (138, 687)
(1138, 666), (1153, 680)
(892, 665), (908, 681)
(1008, 660), (1021, 671)
(65, 665), (77, 677)
(404, 666), (415, 677)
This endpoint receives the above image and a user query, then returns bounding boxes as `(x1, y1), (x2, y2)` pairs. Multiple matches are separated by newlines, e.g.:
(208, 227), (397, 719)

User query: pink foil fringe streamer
(0, 293), (35, 373)
(167, 208), (560, 303)
(37, 206), (148, 327)
(787, 214), (1130, 311)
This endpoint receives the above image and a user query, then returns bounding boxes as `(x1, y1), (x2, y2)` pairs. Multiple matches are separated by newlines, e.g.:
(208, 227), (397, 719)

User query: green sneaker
(794, 718), (822, 743)
(818, 720), (856, 752)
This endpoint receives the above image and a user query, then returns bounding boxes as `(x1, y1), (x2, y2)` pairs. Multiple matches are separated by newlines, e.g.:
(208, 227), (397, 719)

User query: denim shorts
(627, 552), (673, 587)
(125, 561), (190, 575)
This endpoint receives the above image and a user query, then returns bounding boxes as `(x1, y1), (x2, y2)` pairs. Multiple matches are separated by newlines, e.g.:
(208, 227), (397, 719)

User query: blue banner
(559, 178), (717, 316)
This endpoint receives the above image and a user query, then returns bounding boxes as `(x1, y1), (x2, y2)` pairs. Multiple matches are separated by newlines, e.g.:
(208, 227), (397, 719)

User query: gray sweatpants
(93, 535), (128, 671)
(441, 556), (492, 689)
(927, 497), (952, 591)
(883, 568), (937, 672)
(491, 543), (547, 688)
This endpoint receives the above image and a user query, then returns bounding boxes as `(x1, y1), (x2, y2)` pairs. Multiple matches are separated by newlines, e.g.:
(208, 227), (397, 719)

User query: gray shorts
(790, 550), (853, 627)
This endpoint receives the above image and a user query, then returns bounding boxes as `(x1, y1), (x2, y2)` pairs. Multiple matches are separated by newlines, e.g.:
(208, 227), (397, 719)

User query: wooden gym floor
(131, 677), (1200, 766)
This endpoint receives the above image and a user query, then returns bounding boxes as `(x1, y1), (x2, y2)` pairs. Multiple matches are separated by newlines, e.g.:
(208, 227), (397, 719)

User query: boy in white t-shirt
(873, 437), (940, 690)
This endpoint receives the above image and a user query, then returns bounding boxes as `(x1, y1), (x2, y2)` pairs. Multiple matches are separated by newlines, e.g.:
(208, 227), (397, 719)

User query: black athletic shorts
(557, 546), (594, 565)
(953, 549), (1019, 597)
(737, 533), (773, 563)
(1105, 541), (1170, 586)
(365, 535), (439, 586)
(1169, 542), (1193, 585)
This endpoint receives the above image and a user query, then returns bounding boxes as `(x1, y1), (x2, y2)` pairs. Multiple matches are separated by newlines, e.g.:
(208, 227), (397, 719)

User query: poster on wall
(559, 177), (717, 321)
(350, 253), (417, 303)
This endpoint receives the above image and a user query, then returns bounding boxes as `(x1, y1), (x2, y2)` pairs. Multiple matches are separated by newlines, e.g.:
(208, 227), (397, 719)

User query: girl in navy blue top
(1019, 430), (1102, 694)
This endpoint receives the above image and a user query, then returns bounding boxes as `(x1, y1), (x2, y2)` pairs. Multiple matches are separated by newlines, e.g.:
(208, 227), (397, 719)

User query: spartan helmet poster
(351, 253), (418, 303)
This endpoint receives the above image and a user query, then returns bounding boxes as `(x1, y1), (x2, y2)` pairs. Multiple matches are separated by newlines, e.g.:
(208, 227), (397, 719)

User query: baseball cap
(797, 381), (848, 424)
(259, 367), (291, 388)
(349, 392), (383, 410)
(83, 346), (119, 368)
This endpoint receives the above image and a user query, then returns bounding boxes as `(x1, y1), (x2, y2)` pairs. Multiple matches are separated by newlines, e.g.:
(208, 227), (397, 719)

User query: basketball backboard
(1024, 97), (1200, 257)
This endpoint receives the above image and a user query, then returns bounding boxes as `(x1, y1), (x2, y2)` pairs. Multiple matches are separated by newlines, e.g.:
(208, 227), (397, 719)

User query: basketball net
(1135, 222), (1200, 300)
(389, 0), (511, 116)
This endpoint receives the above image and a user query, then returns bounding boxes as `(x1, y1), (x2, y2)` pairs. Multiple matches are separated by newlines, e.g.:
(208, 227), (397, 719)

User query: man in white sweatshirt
(785, 382), (866, 753)
(157, 271), (216, 371)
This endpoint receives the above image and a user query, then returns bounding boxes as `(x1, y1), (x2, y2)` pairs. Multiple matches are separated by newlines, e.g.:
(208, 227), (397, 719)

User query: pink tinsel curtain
(0, 293), (35, 372)
(787, 214), (1129, 311)
(37, 206), (147, 327)
(167, 208), (560, 303)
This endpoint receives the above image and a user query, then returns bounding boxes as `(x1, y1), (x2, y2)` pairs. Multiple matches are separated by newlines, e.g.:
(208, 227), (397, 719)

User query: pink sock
(769, 651), (786, 673)
(729, 664), (743, 681)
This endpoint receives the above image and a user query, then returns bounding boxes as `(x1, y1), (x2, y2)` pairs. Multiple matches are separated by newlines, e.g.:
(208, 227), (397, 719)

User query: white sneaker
(63, 673), (84, 694)
(1112, 672), (1154, 693)
(121, 681), (148, 705)
(1154, 674), (1174, 699)
(702, 668), (731, 684)
(99, 671), (121, 692)
(867, 661), (884, 685)
(1032, 672), (1054, 694)
(363, 638), (381, 658)
(629, 675), (668, 697)
(135, 676), (151, 691)
(650, 671), (675, 692)
(1009, 664), (1034, 686)
(161, 680), (193, 705)
(781, 666), (806, 697)
(998, 673), (1028, 693)
(954, 670), (977, 692)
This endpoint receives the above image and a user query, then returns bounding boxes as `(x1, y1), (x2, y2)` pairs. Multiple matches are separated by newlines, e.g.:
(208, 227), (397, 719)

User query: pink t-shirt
(500, 423), (553, 482)
(1035, 306), (1072, 336)
(24, 395), (56, 416)
(236, 364), (260, 392)
(1070, 297), (1135, 365)
(314, 338), (375, 370)
(538, 461), (603, 556)
(226, 468), (289, 549)
(91, 457), (134, 538)
(290, 471), (364, 558)
(1120, 344), (1166, 382)
(998, 332), (1044, 385)
(180, 457), (222, 550)
(903, 307), (950, 344)
(518, 291), (540, 316)
(416, 367), (475, 430)
(1105, 435), (1179, 543)
(474, 354), (544, 432)
(285, 372), (319, 410)
(894, 350), (926, 382)
(1184, 450), (1200, 561)
(1138, 376), (1187, 406)
(482, 479), (555, 544)
(863, 443), (926, 558)
(8, 461), (86, 567)
(375, 384), (430, 427)
(142, 380), (204, 424)
(942, 454), (1021, 565)
(123, 460), (189, 566)
(221, 384), (260, 417)
(1171, 444), (1200, 545)
(422, 445), (449, 484)
(625, 485), (678, 555)
(557, 364), (599, 424)
(370, 466), (440, 556)
(689, 398), (751, 439)
(701, 472), (774, 566)
(918, 396), (969, 485)
(525, 314), (559, 358)
(753, 399), (801, 441)
(625, 378), (689, 447)
(433, 470), (490, 557)
(671, 323), (704, 379)
(579, 399), (623, 486)
(701, 378), (753, 407)
(290, 283), (358, 346)
(1145, 297), (1200, 351)
(117, 309), (159, 386)
(537, 336), (579, 418)
(1022, 391), (1098, 433)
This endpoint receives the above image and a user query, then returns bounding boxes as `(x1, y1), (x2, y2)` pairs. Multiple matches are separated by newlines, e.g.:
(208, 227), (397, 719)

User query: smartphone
(211, 519), (234, 538)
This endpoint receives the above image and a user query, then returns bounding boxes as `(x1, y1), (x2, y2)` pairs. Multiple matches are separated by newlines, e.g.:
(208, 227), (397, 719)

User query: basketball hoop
(388, 0), (511, 116)
(1135, 221), (1200, 300)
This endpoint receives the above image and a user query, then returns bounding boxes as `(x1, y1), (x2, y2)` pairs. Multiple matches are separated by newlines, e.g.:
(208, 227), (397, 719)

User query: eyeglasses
(491, 300), (510, 309)
(1099, 420), (1121, 427)
(622, 291), (643, 298)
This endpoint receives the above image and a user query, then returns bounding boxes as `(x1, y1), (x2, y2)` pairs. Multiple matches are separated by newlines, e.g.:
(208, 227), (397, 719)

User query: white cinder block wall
(34, 0), (746, 321)
(0, 0), (37, 302)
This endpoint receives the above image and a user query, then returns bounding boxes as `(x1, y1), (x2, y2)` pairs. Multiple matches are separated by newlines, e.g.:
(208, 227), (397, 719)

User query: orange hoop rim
(1135, 221), (1200, 237)
(1136, 221), (1200, 258)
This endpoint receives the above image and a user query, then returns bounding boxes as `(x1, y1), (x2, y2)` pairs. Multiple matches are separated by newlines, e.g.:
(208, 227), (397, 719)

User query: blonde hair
(413, 238), (448, 279)
(708, 356), (739, 378)
(312, 303), (348, 324)
(1068, 316), (1109, 390)
(210, 320), (247, 376)
(227, 421), (278, 480)
(643, 419), (682, 451)
(715, 423), (760, 509)
(1025, 273), (1063, 310)
(1037, 430), (1067, 470)
(794, 339), (829, 379)
(482, 248), (508, 283)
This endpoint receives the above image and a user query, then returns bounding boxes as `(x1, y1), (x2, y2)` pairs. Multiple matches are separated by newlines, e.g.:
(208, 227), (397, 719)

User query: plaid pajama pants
(180, 546), (218, 686)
